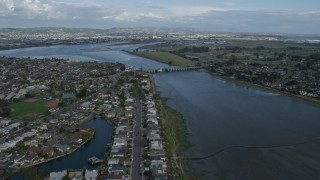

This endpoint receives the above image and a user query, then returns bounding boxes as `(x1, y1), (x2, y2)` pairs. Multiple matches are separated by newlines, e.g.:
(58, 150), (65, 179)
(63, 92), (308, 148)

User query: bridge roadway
(144, 66), (202, 73)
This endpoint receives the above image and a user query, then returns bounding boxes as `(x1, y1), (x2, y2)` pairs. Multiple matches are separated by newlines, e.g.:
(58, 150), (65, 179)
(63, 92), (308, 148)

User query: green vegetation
(10, 99), (49, 119)
(76, 87), (88, 98)
(134, 51), (195, 67)
(81, 129), (94, 142)
(0, 99), (11, 117)
(156, 97), (194, 180)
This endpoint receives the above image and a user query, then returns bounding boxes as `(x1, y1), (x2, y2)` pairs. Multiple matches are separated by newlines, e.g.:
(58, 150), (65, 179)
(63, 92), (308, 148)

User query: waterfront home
(110, 145), (128, 158)
(109, 164), (125, 173)
(26, 146), (41, 155)
(41, 146), (55, 157)
(146, 102), (155, 108)
(147, 132), (161, 141)
(147, 108), (157, 116)
(68, 170), (83, 180)
(147, 118), (158, 125)
(50, 170), (68, 180)
(115, 125), (128, 134)
(150, 160), (168, 177)
(84, 169), (98, 180)
(54, 144), (70, 153)
(148, 149), (166, 157)
(26, 153), (43, 164)
(150, 141), (164, 150)
(110, 150), (126, 158)
(108, 158), (120, 166)
(107, 110), (117, 119)
(113, 138), (128, 146)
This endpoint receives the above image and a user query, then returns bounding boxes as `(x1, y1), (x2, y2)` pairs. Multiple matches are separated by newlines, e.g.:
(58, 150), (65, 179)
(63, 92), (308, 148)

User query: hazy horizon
(0, 0), (320, 34)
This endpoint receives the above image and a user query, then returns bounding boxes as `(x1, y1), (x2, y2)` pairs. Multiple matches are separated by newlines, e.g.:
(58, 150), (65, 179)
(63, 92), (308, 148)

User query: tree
(256, 46), (265, 51)
(76, 88), (88, 98)
(62, 176), (71, 180)
(120, 64), (126, 71)
(58, 101), (67, 107)
(0, 99), (11, 117)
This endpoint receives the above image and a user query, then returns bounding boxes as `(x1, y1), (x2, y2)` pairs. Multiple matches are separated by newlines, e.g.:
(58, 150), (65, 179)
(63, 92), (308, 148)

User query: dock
(88, 156), (104, 165)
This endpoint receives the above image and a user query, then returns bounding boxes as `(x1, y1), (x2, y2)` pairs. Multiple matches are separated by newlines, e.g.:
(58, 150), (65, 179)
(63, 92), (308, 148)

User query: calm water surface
(0, 42), (168, 70)
(154, 72), (320, 180)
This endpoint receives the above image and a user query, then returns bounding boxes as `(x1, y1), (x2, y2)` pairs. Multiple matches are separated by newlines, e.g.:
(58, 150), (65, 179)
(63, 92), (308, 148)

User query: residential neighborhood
(0, 56), (171, 179)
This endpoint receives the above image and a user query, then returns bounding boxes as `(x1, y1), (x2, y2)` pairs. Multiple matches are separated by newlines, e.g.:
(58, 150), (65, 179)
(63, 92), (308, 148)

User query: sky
(0, 0), (320, 34)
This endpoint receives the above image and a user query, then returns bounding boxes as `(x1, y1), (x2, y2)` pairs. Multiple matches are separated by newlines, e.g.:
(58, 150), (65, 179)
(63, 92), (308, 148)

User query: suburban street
(132, 95), (143, 180)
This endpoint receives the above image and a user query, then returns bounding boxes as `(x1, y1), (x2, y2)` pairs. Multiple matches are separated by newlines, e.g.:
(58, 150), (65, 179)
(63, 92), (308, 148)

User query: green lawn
(134, 51), (195, 67)
(10, 99), (49, 119)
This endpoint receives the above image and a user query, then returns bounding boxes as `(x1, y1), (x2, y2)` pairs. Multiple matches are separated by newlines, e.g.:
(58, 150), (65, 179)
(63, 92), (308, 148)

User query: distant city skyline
(0, 0), (320, 34)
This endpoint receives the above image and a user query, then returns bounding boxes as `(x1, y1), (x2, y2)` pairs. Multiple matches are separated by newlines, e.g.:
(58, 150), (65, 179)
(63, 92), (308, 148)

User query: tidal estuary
(1, 43), (320, 180)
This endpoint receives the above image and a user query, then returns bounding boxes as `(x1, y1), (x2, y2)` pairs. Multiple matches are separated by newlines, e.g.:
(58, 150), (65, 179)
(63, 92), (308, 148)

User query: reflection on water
(154, 71), (320, 180)
(0, 42), (168, 70)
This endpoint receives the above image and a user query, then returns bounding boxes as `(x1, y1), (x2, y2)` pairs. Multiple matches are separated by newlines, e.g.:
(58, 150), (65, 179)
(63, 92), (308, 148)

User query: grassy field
(156, 98), (195, 180)
(134, 51), (195, 67)
(10, 99), (49, 119)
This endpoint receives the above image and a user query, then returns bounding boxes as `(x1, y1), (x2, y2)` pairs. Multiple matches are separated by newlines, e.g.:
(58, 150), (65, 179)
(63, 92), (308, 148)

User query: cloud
(0, 0), (123, 20)
(169, 6), (227, 17)
(183, 10), (320, 33)
(0, 0), (15, 11)
(0, 1), (319, 34)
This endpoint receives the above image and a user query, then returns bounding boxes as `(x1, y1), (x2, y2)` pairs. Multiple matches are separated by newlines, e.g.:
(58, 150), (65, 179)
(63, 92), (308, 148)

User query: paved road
(132, 95), (143, 180)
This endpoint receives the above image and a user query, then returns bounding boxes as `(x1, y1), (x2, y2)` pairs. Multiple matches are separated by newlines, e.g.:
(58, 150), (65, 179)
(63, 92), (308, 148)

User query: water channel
(2, 43), (320, 180)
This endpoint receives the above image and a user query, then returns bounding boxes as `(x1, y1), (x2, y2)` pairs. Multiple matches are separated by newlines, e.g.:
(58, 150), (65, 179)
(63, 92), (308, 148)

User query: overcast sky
(0, 0), (320, 34)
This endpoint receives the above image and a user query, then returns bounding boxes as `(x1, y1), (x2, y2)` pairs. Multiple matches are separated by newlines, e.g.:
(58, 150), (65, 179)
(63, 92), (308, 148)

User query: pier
(88, 156), (104, 165)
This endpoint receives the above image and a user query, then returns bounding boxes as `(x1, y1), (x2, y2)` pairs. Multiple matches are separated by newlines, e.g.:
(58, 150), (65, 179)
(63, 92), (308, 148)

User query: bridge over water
(144, 66), (202, 73)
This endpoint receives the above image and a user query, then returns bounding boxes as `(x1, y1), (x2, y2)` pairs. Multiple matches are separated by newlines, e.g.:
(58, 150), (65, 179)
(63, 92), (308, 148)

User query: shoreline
(128, 50), (320, 106)
(5, 119), (96, 180)
(151, 74), (196, 179)
(208, 71), (320, 106)
(26, 128), (95, 168)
